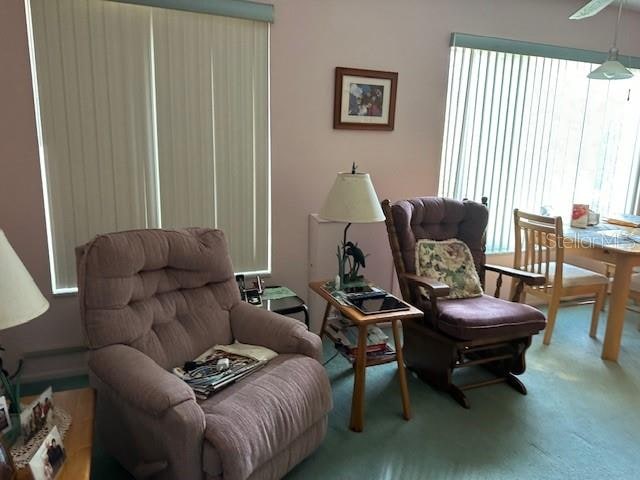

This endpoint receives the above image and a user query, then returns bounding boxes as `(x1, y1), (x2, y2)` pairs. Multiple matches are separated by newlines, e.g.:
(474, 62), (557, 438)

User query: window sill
(52, 288), (78, 297)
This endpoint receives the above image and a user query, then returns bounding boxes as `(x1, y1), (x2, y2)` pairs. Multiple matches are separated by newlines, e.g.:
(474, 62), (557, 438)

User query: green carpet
(28, 304), (640, 479)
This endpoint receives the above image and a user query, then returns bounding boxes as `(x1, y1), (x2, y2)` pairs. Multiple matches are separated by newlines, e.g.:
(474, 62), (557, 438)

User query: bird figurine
(343, 241), (368, 282)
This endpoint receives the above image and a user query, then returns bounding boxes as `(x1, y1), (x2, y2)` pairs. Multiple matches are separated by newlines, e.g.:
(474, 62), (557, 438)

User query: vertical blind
(439, 44), (640, 253)
(27, 0), (270, 292)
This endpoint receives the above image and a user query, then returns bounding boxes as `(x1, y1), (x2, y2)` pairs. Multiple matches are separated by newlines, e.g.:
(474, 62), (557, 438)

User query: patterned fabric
(415, 239), (483, 299)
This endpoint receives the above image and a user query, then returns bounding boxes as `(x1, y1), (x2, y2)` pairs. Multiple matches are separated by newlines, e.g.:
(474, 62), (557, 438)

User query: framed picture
(333, 67), (398, 131)
(20, 386), (54, 444)
(0, 396), (11, 435)
(28, 426), (66, 480)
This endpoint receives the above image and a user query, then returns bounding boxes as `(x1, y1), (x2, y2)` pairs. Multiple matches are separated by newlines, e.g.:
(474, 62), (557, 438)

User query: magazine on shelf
(335, 342), (395, 362)
(325, 315), (389, 353)
(173, 343), (277, 399)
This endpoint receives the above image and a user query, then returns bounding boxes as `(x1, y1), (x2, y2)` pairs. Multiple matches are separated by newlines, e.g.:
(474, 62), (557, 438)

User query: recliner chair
(76, 228), (332, 480)
(382, 197), (547, 408)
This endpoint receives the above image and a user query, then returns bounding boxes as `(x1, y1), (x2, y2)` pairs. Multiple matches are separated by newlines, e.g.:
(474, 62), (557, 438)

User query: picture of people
(0, 396), (11, 435)
(348, 83), (385, 117)
(20, 386), (54, 443)
(28, 426), (66, 480)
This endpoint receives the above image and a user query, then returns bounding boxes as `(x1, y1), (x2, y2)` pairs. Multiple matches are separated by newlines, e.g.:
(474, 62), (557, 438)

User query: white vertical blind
(28, 0), (157, 291)
(27, 0), (270, 292)
(153, 9), (269, 272)
(439, 46), (640, 253)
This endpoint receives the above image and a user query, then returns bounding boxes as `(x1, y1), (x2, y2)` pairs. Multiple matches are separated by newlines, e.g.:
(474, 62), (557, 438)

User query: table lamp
(0, 230), (49, 414)
(319, 163), (385, 288)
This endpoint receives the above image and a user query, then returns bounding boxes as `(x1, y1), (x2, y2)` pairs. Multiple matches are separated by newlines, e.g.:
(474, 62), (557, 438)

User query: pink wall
(2, 0), (640, 379)
(268, 0), (640, 300)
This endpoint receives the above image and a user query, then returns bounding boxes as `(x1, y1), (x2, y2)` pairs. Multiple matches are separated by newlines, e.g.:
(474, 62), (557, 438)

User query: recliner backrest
(76, 228), (239, 369)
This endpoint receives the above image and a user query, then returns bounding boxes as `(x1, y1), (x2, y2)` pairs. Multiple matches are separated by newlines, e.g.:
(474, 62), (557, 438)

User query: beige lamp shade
(0, 230), (49, 330)
(319, 172), (385, 223)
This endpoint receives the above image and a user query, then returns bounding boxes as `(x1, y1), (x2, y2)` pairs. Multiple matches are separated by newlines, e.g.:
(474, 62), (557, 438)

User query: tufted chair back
(76, 228), (240, 369)
(383, 197), (488, 303)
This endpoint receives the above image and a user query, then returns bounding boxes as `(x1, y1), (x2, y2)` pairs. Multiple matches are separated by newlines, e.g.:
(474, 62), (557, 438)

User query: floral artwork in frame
(333, 67), (398, 131)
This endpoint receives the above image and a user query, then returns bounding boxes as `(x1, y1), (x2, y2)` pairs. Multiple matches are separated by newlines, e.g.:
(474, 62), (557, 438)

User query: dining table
(565, 216), (640, 361)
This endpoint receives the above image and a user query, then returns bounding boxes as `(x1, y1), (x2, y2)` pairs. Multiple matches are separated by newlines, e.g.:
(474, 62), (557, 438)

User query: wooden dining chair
(512, 210), (609, 345)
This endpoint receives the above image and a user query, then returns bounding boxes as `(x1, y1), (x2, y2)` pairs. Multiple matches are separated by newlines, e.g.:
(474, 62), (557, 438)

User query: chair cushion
(415, 239), (483, 299)
(200, 354), (332, 480)
(533, 262), (609, 288)
(435, 294), (546, 340)
(391, 197), (488, 283)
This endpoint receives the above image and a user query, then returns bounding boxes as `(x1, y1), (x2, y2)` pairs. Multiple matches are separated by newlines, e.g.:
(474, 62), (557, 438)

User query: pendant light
(588, 0), (633, 80)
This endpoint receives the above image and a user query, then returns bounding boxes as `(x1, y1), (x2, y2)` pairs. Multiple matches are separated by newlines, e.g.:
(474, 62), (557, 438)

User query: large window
(26, 0), (271, 293)
(439, 34), (640, 253)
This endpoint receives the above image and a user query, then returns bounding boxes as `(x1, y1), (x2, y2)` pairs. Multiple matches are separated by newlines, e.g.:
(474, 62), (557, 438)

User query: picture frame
(0, 396), (11, 436)
(333, 67), (398, 131)
(28, 426), (66, 480)
(20, 386), (54, 444)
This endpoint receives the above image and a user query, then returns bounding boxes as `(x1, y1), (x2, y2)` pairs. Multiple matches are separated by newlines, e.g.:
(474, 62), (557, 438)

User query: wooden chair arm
(484, 264), (546, 286)
(401, 273), (450, 297)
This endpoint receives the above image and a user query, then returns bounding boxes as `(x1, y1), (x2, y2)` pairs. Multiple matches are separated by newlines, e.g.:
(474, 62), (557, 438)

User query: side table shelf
(322, 319), (396, 367)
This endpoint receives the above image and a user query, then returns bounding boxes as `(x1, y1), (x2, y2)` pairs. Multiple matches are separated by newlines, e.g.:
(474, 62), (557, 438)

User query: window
(439, 34), (640, 253)
(26, 0), (271, 293)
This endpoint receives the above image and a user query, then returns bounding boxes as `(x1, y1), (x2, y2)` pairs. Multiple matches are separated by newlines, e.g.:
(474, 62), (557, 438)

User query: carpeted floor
(27, 304), (640, 479)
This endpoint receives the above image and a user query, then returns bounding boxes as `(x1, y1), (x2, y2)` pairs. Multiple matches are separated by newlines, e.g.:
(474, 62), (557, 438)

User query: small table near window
(309, 280), (423, 432)
(260, 286), (309, 326)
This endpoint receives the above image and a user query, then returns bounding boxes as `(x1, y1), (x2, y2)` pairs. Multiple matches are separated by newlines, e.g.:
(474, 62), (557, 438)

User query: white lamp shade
(0, 230), (49, 330)
(588, 60), (634, 80)
(319, 172), (385, 223)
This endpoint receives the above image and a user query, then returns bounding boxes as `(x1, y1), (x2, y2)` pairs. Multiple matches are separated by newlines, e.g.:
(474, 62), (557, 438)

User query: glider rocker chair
(382, 197), (547, 408)
(76, 228), (332, 480)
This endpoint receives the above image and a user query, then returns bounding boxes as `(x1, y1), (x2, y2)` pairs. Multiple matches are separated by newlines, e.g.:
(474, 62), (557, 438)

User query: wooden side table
(16, 388), (95, 480)
(309, 281), (422, 432)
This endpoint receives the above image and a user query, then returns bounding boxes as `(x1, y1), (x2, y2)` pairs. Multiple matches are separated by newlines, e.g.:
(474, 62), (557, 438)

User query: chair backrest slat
(513, 209), (563, 288)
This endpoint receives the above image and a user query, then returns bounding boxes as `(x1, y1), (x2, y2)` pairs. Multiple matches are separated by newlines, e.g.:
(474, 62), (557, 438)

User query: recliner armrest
(229, 301), (323, 363)
(484, 264), (546, 286)
(89, 344), (200, 417)
(402, 273), (451, 297)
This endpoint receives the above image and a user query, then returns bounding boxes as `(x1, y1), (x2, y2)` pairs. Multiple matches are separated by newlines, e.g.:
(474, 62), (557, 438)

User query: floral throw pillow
(415, 239), (483, 299)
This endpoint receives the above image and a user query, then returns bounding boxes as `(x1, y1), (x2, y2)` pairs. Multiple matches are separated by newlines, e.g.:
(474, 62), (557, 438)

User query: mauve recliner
(76, 228), (332, 480)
